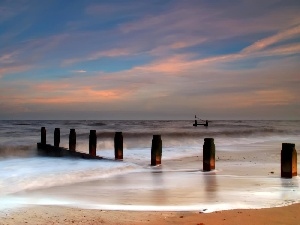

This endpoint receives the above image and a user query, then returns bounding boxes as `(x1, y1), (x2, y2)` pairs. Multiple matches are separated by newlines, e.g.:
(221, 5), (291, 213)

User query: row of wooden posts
(40, 127), (163, 166)
(38, 127), (297, 178)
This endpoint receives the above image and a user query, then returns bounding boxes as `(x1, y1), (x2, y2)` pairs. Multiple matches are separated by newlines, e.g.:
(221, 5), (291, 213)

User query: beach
(1, 151), (300, 225)
(2, 0), (300, 223)
(0, 120), (299, 224)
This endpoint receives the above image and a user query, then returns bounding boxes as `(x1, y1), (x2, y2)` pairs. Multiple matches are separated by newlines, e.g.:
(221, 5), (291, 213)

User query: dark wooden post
(89, 130), (97, 156)
(281, 143), (297, 178)
(151, 135), (162, 166)
(205, 120), (208, 127)
(54, 128), (60, 147)
(69, 129), (76, 151)
(203, 138), (215, 171)
(193, 120), (197, 127)
(41, 127), (46, 145)
(114, 132), (123, 160)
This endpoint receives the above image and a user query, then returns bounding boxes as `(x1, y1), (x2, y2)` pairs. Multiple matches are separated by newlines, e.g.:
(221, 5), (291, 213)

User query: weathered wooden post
(41, 127), (46, 145)
(54, 128), (60, 147)
(193, 120), (197, 127)
(203, 138), (215, 171)
(69, 129), (76, 151)
(114, 132), (123, 160)
(89, 130), (97, 156)
(151, 135), (162, 166)
(281, 143), (297, 178)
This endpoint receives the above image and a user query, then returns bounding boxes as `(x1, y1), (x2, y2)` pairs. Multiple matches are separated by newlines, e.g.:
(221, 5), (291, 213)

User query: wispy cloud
(133, 55), (194, 75)
(190, 42), (300, 67)
(0, 51), (19, 64)
(0, 1), (27, 23)
(0, 65), (32, 79)
(72, 70), (87, 73)
(63, 48), (131, 66)
(242, 25), (300, 53)
(1, 0), (300, 119)
(10, 86), (131, 105)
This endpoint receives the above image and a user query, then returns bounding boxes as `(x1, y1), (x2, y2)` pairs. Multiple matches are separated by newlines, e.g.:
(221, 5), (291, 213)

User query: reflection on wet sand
(204, 172), (218, 201)
(151, 169), (167, 204)
(6, 157), (300, 212)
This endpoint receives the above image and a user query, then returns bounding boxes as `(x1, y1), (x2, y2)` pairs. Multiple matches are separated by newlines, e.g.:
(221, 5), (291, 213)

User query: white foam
(98, 146), (200, 164)
(0, 157), (138, 196)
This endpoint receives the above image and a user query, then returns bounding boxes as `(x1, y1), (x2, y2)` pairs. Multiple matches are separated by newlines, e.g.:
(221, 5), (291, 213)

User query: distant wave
(0, 144), (36, 158)
(1, 120), (298, 159)
(88, 122), (106, 126)
(66, 128), (289, 139)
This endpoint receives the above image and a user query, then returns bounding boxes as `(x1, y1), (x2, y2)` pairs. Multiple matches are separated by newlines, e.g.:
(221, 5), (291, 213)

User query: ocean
(0, 120), (299, 212)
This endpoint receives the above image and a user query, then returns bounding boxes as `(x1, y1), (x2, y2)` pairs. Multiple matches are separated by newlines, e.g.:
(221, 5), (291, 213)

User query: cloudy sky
(1, 0), (300, 120)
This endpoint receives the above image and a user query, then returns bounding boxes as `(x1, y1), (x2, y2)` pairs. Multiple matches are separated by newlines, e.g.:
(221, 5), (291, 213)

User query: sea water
(0, 120), (299, 212)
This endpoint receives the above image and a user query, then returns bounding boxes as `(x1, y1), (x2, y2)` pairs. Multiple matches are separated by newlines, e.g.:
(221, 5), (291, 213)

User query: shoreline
(1, 203), (300, 225)
(1, 150), (299, 213)
(1, 136), (299, 224)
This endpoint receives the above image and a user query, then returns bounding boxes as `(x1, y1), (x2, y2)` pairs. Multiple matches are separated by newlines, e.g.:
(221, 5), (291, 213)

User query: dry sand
(1, 203), (299, 225)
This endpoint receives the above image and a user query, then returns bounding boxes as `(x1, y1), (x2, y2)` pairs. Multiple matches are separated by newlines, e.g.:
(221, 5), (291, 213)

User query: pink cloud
(0, 65), (32, 78)
(72, 70), (87, 73)
(5, 79), (135, 105)
(135, 55), (191, 74)
(24, 88), (127, 105)
(242, 25), (300, 53)
(170, 39), (206, 49)
(191, 89), (297, 111)
(0, 89), (126, 106)
(62, 48), (130, 66)
(34, 82), (71, 92)
(0, 51), (19, 64)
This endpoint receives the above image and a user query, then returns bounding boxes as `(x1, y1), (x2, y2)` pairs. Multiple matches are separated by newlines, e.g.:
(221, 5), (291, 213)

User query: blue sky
(0, 0), (300, 119)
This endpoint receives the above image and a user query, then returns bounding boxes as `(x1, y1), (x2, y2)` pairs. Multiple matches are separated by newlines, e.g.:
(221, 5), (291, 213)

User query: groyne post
(41, 127), (46, 145)
(69, 129), (76, 151)
(281, 143), (297, 178)
(114, 132), (123, 160)
(89, 130), (97, 156)
(151, 135), (162, 166)
(54, 128), (60, 147)
(203, 138), (215, 171)
(193, 120), (197, 127)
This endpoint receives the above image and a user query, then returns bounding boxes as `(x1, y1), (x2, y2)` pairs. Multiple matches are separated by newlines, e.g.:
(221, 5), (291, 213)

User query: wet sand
(1, 142), (299, 224)
(1, 203), (299, 225)
(7, 149), (298, 212)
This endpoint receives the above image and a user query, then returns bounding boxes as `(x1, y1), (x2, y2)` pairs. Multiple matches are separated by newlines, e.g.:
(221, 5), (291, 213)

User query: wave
(68, 128), (288, 139)
(1, 120), (298, 159)
(88, 122), (106, 126)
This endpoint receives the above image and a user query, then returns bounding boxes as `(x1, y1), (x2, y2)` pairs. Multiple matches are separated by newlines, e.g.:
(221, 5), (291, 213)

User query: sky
(0, 0), (300, 120)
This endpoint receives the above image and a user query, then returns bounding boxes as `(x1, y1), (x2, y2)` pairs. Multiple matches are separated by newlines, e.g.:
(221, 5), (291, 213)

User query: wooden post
(114, 132), (123, 160)
(69, 129), (76, 151)
(89, 130), (97, 156)
(151, 135), (162, 166)
(203, 138), (215, 171)
(205, 120), (208, 127)
(41, 127), (46, 145)
(281, 143), (297, 178)
(54, 128), (60, 147)
(193, 120), (197, 127)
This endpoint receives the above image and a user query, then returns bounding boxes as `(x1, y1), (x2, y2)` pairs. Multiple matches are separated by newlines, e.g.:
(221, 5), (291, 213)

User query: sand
(0, 203), (299, 225)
